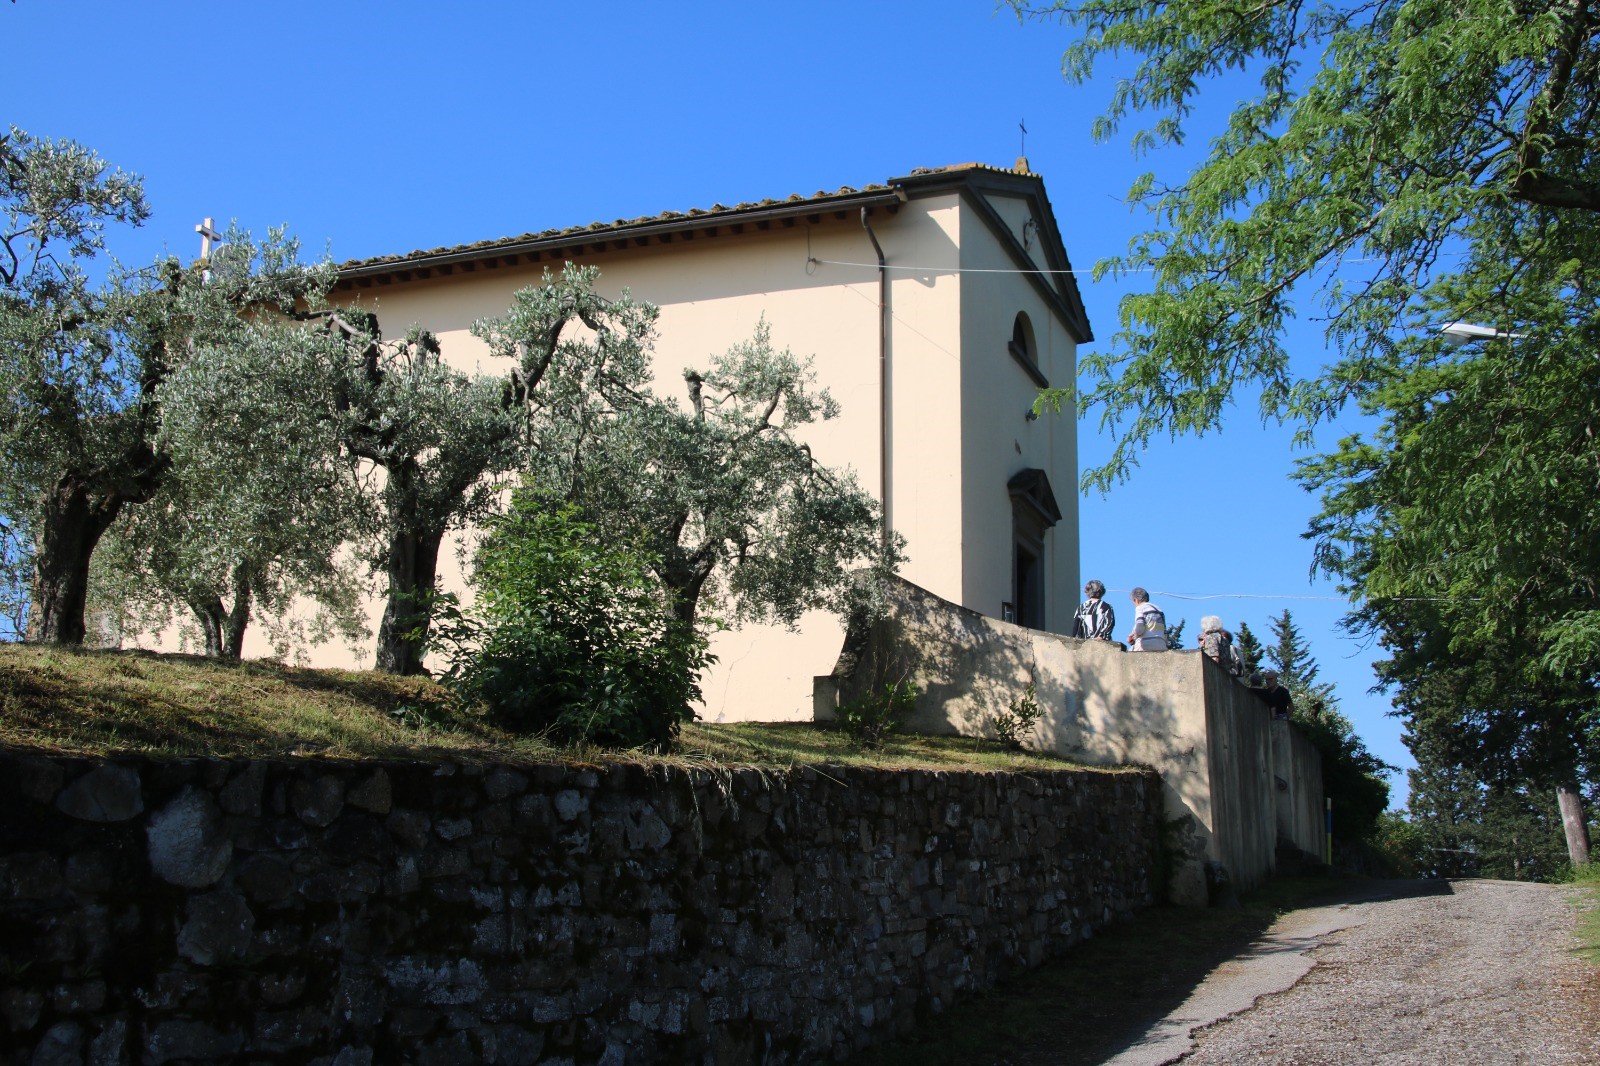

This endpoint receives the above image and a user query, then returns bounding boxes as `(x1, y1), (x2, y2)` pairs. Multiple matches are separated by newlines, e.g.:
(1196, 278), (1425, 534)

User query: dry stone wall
(0, 751), (1159, 1064)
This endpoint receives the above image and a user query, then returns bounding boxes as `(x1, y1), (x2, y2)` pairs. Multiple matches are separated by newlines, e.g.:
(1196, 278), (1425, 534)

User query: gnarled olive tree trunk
(375, 524), (445, 676)
(27, 477), (131, 644)
(185, 563), (255, 660)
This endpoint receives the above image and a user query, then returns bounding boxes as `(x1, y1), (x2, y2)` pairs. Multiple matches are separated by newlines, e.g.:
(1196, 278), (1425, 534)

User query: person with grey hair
(1072, 578), (1117, 642)
(1125, 587), (1168, 651)
(1199, 615), (1243, 676)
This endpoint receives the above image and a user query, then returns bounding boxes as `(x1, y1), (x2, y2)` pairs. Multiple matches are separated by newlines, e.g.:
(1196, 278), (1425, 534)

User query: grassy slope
(0, 643), (1105, 774)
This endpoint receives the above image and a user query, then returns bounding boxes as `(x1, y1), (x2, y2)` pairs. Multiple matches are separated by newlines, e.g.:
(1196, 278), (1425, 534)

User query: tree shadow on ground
(853, 878), (1454, 1066)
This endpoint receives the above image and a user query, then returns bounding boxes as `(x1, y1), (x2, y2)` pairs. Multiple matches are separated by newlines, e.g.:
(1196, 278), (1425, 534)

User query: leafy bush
(838, 679), (917, 749)
(442, 497), (710, 750)
(990, 683), (1043, 749)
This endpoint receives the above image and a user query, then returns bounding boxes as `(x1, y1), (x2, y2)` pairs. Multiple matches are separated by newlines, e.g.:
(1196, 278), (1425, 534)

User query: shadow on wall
(816, 577), (1324, 907)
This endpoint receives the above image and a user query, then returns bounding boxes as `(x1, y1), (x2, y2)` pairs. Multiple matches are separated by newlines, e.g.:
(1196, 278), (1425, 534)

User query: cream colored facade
(307, 165), (1092, 720)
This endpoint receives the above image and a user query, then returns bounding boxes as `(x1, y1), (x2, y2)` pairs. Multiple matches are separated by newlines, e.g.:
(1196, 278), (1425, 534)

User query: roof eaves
(337, 186), (904, 280)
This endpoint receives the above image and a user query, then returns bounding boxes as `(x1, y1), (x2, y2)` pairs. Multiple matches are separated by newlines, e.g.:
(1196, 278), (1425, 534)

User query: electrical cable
(806, 253), (1460, 277)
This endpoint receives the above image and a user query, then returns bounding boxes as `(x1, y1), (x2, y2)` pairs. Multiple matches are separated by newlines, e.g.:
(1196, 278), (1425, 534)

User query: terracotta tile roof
(335, 164), (1042, 276)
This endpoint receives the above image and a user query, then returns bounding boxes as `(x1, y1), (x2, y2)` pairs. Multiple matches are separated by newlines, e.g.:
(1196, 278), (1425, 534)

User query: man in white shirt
(1125, 587), (1168, 651)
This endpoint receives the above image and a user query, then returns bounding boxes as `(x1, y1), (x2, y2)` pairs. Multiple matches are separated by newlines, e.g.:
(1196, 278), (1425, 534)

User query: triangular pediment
(1008, 468), (1062, 528)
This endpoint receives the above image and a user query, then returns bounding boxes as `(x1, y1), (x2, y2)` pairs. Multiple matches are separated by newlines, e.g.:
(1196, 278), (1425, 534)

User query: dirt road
(1106, 879), (1599, 1065)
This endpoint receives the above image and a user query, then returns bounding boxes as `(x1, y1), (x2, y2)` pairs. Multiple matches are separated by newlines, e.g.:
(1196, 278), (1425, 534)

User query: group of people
(1071, 580), (1293, 719)
(1070, 580), (1172, 651)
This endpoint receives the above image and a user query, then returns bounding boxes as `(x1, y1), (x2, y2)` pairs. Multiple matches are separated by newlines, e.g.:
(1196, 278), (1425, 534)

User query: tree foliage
(1267, 609), (1334, 705)
(449, 303), (897, 747)
(1019, 0), (1599, 852)
(1386, 754), (1580, 882)
(336, 263), (661, 675)
(1022, 0), (1600, 488)
(1234, 620), (1265, 680)
(93, 228), (366, 659)
(334, 320), (521, 675)
(1, 129), (337, 647)
(1, 127), (153, 643)
(1298, 333), (1598, 861)
(1268, 609), (1392, 844)
(547, 318), (901, 637)
(442, 497), (708, 750)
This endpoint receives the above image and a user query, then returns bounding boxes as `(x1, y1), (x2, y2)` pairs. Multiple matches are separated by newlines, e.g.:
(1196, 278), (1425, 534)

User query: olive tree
(344, 263), (659, 675)
(555, 320), (901, 643)
(1, 130), (329, 645)
(97, 231), (369, 659)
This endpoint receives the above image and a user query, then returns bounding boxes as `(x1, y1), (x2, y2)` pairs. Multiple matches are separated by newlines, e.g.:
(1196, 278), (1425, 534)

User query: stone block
(218, 761), (267, 816)
(49, 979), (106, 1014)
(1, 852), (63, 900)
(386, 809), (431, 849)
(386, 1007), (443, 1039)
(135, 971), (215, 1012)
(146, 787), (231, 888)
(251, 1006), (328, 1053)
(382, 957), (487, 1007)
(63, 849), (117, 894)
(56, 765), (143, 822)
(30, 1021), (86, 1066)
(553, 790), (587, 822)
(292, 775), (346, 828)
(525, 993), (572, 1024)
(488, 1024), (544, 1065)
(625, 804), (672, 851)
(347, 770), (392, 814)
(257, 970), (307, 1006)
(414, 1030), (474, 1066)
(433, 816), (472, 841)
(325, 812), (390, 861)
(334, 970), (386, 1029)
(484, 768), (528, 801)
(144, 1019), (241, 1065)
(87, 1016), (128, 1066)
(12, 757), (65, 805)
(417, 847), (470, 880)
(312, 1047), (374, 1066)
(176, 890), (255, 966)
(1, 987), (44, 1032)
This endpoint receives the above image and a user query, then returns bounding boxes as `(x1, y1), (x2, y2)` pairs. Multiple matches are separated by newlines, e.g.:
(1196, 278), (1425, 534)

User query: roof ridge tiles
(335, 165), (1043, 274)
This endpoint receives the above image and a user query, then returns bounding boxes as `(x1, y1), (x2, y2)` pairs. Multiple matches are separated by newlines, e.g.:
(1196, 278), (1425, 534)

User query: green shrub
(838, 679), (917, 748)
(440, 497), (711, 750)
(990, 683), (1043, 749)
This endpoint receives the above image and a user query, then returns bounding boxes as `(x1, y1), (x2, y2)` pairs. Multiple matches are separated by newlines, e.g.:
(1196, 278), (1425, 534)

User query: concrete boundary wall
(817, 579), (1325, 904)
(0, 750), (1158, 1064)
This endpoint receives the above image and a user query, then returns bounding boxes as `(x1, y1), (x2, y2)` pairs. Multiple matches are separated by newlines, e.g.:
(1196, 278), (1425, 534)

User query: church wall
(132, 201), (982, 725)
(983, 193), (1056, 276)
(956, 201), (1081, 633)
(0, 749), (1159, 1064)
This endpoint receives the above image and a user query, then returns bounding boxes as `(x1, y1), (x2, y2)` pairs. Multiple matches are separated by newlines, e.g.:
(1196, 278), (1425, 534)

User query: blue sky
(9, 2), (1412, 803)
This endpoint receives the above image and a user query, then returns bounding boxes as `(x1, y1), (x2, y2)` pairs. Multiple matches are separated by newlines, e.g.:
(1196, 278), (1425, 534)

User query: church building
(328, 163), (1091, 721)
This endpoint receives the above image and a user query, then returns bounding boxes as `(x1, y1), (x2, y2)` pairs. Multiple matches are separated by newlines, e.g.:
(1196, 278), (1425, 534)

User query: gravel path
(1107, 879), (1600, 1066)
